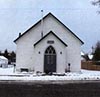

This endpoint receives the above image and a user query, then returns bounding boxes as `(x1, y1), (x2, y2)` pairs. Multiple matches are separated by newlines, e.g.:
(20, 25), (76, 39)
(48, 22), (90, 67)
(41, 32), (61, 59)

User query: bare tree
(92, 0), (100, 6)
(92, 0), (100, 13)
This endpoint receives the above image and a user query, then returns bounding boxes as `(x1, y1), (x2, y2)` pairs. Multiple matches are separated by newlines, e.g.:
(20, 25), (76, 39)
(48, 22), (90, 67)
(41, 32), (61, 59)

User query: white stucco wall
(15, 14), (82, 72)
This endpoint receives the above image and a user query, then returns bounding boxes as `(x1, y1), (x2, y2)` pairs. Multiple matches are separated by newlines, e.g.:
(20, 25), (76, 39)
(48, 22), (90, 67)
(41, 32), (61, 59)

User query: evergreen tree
(0, 51), (1, 55)
(92, 41), (100, 61)
(10, 51), (16, 62)
(3, 49), (9, 59)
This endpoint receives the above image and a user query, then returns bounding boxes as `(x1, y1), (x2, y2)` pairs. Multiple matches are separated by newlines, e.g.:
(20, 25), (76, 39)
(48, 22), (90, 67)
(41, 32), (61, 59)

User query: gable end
(14, 12), (84, 45)
(34, 31), (68, 47)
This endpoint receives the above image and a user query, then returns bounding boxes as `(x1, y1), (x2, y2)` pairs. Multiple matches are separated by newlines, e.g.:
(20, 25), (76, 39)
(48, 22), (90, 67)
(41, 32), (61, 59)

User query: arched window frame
(45, 46), (56, 55)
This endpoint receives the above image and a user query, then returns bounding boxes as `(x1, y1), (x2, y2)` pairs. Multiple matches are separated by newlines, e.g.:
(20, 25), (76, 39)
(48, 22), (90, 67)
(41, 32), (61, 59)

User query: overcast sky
(0, 0), (100, 53)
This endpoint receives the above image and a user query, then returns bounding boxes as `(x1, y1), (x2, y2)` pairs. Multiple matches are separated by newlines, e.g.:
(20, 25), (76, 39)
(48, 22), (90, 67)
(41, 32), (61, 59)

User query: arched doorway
(44, 46), (56, 73)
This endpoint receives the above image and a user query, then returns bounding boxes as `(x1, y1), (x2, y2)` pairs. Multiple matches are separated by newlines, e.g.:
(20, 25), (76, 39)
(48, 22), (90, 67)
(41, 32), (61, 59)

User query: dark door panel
(44, 46), (56, 73)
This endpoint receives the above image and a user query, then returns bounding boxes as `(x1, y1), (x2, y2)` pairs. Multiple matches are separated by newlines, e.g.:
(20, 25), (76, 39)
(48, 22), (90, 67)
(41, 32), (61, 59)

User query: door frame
(44, 46), (56, 73)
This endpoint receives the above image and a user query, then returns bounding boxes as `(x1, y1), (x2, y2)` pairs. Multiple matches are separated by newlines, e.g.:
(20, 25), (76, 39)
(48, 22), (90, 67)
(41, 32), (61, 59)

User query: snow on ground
(0, 66), (100, 81)
(0, 66), (14, 75)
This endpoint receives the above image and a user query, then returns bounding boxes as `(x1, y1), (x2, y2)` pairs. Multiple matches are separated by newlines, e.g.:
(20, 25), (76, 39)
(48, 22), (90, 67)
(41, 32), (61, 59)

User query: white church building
(14, 13), (84, 73)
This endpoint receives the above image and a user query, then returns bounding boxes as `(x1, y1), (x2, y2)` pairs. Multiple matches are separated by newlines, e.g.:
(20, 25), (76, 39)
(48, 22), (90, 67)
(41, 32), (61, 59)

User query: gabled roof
(14, 12), (84, 44)
(34, 31), (68, 47)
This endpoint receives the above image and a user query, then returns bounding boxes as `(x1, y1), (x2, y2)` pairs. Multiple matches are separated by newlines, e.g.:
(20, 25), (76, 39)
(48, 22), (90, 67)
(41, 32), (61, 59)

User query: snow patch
(0, 67), (100, 81)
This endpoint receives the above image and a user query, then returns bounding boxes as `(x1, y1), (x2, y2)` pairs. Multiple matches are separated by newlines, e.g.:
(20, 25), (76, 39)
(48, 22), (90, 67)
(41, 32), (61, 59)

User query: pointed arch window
(45, 46), (56, 55)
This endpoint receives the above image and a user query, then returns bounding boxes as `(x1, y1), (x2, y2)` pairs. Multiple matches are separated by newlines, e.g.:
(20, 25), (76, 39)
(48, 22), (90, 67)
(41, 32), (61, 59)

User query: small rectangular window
(47, 40), (54, 44)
